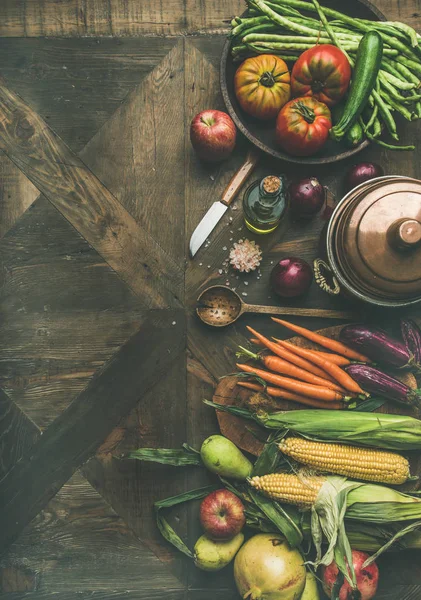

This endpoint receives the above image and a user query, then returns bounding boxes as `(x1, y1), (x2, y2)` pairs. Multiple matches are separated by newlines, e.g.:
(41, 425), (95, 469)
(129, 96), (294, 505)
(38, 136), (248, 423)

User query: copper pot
(326, 176), (421, 308)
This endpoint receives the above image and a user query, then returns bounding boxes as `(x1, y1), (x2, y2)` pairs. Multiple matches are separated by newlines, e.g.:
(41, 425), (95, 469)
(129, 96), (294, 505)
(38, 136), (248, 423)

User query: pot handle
(313, 258), (341, 296)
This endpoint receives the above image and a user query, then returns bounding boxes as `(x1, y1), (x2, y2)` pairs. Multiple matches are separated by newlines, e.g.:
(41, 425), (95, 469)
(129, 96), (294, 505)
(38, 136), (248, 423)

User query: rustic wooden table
(0, 1), (421, 598)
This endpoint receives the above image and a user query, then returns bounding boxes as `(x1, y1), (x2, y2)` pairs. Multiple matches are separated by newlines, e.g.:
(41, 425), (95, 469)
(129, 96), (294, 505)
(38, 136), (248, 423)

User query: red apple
(321, 550), (379, 600)
(200, 489), (245, 540)
(190, 110), (236, 162)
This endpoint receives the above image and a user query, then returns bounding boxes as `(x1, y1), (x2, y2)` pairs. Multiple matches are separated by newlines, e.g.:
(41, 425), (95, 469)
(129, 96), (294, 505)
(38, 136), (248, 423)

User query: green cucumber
(332, 103), (365, 147)
(331, 31), (383, 141)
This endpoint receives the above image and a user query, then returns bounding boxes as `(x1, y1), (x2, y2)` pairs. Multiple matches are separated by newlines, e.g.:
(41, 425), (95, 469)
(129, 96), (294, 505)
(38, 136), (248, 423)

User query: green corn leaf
(350, 397), (386, 412)
(248, 488), (303, 547)
(154, 485), (220, 558)
(124, 446), (202, 467)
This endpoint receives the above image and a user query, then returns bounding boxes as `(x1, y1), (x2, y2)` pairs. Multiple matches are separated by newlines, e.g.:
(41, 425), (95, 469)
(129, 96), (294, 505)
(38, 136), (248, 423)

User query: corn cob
(249, 472), (325, 506)
(279, 437), (410, 484)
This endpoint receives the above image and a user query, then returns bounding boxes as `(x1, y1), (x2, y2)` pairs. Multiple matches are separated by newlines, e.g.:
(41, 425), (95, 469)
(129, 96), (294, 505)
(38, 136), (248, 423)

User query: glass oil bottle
(242, 175), (287, 234)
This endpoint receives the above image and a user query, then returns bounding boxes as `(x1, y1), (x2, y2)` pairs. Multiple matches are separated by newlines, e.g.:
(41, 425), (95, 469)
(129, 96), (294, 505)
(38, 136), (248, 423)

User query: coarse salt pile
(229, 239), (262, 273)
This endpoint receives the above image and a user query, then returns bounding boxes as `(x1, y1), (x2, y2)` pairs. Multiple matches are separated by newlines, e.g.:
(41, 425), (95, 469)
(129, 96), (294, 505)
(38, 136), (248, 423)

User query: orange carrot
(275, 340), (366, 396)
(271, 318), (370, 362)
(236, 363), (347, 402)
(238, 346), (344, 393)
(252, 336), (351, 367)
(246, 326), (337, 383)
(237, 381), (344, 410)
(277, 340), (352, 367)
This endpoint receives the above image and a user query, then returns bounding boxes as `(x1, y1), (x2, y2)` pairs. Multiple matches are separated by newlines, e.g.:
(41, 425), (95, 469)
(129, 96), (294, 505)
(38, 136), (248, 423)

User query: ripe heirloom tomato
(276, 96), (332, 157)
(234, 54), (291, 120)
(291, 45), (351, 107)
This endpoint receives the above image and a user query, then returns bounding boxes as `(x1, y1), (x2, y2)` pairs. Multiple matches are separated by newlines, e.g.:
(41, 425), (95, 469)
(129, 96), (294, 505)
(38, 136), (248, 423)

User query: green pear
(194, 532), (244, 572)
(300, 571), (320, 600)
(200, 435), (253, 480)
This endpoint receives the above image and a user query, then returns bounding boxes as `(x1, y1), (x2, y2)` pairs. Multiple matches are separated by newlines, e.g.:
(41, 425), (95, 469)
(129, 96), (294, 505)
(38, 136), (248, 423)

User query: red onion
(345, 162), (384, 191)
(288, 177), (325, 217)
(270, 257), (313, 298)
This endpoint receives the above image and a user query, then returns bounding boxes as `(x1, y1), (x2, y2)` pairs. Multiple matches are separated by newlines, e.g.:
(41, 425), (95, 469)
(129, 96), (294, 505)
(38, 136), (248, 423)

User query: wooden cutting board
(213, 325), (419, 485)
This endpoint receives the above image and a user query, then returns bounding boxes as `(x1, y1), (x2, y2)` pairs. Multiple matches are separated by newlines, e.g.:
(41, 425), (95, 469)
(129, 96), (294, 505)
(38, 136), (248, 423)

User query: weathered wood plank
(0, 311), (185, 553)
(0, 78), (183, 309)
(0, 38), (178, 152)
(0, 471), (184, 593)
(0, 388), (39, 480)
(0, 0), (419, 36)
(83, 353), (189, 584)
(80, 40), (185, 260)
(0, 196), (147, 427)
(1, 594), (185, 600)
(0, 154), (39, 239)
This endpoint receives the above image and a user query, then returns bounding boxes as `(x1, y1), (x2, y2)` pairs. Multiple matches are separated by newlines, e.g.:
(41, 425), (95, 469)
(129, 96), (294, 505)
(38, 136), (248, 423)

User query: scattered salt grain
(229, 217), (233, 222)
(218, 269), (223, 274)
(244, 281), (249, 286)
(172, 321), (176, 325)
(222, 246), (227, 251)
(210, 175), (215, 181)
(242, 292), (248, 297)
(207, 265), (211, 269)
(199, 263), (203, 266)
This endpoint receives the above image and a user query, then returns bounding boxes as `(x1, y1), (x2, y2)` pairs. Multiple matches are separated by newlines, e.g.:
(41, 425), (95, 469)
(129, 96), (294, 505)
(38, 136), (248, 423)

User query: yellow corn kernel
(249, 473), (325, 506)
(279, 437), (410, 485)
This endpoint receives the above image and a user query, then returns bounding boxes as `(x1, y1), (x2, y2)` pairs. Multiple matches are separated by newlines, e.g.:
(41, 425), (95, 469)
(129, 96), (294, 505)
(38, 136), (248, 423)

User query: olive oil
(242, 175), (287, 234)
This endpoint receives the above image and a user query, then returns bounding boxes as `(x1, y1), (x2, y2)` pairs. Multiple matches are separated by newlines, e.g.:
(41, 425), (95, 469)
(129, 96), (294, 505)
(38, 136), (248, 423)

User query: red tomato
(291, 45), (351, 107)
(275, 96), (332, 157)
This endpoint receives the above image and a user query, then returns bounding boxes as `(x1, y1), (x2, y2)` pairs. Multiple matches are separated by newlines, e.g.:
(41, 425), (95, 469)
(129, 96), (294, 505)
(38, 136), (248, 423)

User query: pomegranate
(321, 550), (379, 600)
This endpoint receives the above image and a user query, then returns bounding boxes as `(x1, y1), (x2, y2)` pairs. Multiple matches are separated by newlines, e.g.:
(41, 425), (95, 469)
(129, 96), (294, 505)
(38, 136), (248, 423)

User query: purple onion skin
(345, 162), (384, 191)
(401, 319), (421, 365)
(270, 257), (313, 298)
(340, 324), (411, 369)
(288, 178), (325, 218)
(345, 364), (420, 407)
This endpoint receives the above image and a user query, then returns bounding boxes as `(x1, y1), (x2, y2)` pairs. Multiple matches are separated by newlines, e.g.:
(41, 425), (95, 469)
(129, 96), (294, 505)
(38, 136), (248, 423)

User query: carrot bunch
(235, 319), (370, 411)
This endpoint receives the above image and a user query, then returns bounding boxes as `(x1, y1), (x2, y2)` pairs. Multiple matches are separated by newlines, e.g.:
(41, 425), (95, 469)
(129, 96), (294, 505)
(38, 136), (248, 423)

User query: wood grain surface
(0, 1), (421, 599)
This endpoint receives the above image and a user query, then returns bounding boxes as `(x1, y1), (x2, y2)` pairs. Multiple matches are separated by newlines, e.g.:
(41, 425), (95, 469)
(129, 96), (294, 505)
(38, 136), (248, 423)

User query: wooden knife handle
(221, 147), (260, 207)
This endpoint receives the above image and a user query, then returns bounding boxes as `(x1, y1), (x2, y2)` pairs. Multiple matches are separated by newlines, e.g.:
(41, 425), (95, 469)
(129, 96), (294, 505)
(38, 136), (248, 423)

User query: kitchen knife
(189, 148), (260, 257)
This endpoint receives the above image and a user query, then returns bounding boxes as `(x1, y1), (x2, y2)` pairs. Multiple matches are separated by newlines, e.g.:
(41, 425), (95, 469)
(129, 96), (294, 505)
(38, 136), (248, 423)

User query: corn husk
(205, 400), (421, 450)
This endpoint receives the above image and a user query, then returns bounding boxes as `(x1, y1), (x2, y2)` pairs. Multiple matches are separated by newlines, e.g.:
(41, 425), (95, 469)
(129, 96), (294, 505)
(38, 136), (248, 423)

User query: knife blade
(189, 148), (260, 258)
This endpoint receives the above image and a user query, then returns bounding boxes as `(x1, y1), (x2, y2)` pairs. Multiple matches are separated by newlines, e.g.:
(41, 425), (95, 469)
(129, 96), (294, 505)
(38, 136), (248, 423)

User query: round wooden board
(214, 325), (420, 489)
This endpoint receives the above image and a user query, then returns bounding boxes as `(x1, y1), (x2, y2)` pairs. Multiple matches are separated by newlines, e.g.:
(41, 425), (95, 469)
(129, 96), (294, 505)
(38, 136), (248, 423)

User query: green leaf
(362, 520), (421, 566)
(350, 397), (386, 412)
(248, 488), (303, 548)
(252, 431), (284, 476)
(154, 485), (220, 558)
(124, 446), (202, 467)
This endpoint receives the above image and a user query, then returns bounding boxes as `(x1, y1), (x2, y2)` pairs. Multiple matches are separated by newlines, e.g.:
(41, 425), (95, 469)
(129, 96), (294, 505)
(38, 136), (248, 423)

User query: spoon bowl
(196, 286), (243, 327)
(196, 285), (354, 327)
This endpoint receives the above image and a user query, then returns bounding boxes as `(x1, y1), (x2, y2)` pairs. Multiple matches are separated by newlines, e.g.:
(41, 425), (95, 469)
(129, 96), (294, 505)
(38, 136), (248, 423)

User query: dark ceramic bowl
(220, 0), (386, 165)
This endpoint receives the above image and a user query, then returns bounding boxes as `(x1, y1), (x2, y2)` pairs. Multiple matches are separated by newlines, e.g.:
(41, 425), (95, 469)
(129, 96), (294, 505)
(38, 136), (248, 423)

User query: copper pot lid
(334, 177), (421, 301)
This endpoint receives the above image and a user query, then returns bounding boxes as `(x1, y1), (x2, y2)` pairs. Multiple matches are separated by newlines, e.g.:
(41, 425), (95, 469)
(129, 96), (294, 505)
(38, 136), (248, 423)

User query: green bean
(264, 0), (419, 60)
(372, 117), (382, 138)
(400, 57), (421, 78)
(365, 129), (415, 150)
(250, 0), (324, 37)
(372, 89), (398, 139)
(387, 60), (421, 87)
(237, 23), (281, 39)
(231, 15), (270, 37)
(380, 92), (416, 121)
(386, 21), (419, 48)
(416, 101), (421, 119)
(380, 66), (416, 90)
(243, 33), (331, 44)
(379, 74), (421, 104)
(311, 0), (351, 62)
(364, 104), (378, 132)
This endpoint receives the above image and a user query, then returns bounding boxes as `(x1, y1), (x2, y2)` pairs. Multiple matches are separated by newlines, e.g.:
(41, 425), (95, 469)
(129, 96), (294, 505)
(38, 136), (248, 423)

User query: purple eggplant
(340, 324), (412, 369)
(401, 319), (421, 366)
(345, 364), (421, 408)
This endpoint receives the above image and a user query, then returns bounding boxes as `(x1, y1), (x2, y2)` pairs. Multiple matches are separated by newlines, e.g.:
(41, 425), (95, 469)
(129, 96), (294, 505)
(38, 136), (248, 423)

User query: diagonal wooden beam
(0, 78), (184, 310)
(0, 310), (185, 554)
